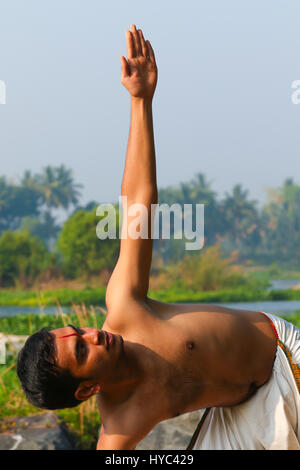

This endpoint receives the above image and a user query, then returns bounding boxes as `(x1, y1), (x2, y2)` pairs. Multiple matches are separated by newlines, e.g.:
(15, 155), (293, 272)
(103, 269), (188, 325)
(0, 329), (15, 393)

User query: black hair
(17, 327), (82, 410)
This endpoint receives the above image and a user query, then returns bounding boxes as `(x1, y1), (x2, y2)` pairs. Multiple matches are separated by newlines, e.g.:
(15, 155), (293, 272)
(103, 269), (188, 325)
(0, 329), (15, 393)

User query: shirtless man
(17, 25), (299, 450)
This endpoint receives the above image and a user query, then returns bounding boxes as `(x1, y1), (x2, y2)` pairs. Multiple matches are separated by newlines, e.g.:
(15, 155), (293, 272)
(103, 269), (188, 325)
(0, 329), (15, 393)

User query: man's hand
(121, 24), (157, 101)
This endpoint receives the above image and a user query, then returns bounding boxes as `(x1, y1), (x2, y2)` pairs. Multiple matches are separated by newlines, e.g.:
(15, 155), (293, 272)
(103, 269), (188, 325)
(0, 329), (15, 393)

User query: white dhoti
(191, 313), (300, 450)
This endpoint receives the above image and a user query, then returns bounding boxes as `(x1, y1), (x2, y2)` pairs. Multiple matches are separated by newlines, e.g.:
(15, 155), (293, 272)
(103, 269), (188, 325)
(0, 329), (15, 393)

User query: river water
(0, 280), (299, 319)
(1, 300), (300, 318)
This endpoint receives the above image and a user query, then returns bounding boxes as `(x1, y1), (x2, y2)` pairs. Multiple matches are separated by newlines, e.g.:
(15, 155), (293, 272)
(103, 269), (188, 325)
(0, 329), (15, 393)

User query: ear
(74, 381), (101, 402)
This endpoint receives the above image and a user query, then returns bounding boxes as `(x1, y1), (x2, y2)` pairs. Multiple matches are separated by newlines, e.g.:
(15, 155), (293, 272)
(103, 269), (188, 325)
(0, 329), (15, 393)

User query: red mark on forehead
(59, 333), (80, 339)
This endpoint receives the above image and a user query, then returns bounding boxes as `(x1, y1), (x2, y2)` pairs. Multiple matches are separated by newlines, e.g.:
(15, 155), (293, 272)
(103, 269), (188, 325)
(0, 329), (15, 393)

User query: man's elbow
(121, 184), (158, 205)
(96, 424), (138, 450)
(96, 437), (136, 450)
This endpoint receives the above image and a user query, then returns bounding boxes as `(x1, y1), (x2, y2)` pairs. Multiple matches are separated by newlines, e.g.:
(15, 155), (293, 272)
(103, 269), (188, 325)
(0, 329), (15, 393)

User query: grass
(244, 264), (300, 281)
(0, 304), (106, 336)
(0, 287), (107, 307)
(1, 285), (300, 309)
(147, 287), (300, 303)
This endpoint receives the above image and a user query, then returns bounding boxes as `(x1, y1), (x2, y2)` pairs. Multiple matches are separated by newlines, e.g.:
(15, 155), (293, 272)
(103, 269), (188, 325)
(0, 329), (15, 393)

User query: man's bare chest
(104, 301), (274, 412)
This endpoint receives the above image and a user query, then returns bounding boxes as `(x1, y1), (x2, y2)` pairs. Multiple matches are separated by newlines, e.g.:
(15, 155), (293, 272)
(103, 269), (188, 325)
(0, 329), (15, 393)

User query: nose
(82, 328), (102, 346)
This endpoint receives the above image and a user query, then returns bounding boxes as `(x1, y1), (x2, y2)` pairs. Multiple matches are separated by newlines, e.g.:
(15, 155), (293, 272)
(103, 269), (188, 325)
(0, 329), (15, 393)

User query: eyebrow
(67, 324), (82, 335)
(58, 324), (81, 339)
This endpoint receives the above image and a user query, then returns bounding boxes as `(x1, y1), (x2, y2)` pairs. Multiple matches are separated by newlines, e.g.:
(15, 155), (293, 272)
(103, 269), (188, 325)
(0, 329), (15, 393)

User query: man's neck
(100, 339), (162, 399)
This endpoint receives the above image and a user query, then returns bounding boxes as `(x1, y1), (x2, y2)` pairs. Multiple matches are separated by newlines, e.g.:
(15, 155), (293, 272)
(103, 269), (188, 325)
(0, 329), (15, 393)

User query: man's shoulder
(103, 295), (156, 332)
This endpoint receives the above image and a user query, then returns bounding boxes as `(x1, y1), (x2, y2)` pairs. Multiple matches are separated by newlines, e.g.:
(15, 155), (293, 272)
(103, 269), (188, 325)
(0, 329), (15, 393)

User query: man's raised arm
(105, 25), (158, 308)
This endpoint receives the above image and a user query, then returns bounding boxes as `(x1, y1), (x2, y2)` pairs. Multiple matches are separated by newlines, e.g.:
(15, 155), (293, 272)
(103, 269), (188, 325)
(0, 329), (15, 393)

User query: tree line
(0, 166), (299, 287)
(157, 173), (300, 267)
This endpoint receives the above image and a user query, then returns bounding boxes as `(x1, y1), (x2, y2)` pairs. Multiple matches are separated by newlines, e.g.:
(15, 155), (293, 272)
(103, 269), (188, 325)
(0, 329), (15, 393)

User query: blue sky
(0, 0), (300, 210)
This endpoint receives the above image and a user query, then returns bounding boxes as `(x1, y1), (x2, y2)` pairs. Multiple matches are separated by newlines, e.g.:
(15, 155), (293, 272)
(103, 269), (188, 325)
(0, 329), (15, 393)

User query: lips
(102, 330), (114, 349)
(107, 332), (114, 347)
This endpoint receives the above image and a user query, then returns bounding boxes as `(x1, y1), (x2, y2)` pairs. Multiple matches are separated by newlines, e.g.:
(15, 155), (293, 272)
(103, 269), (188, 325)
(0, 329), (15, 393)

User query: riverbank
(1, 286), (300, 308)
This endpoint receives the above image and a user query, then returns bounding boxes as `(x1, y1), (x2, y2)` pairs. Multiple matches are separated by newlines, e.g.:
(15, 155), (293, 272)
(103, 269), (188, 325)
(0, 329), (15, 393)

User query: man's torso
(98, 300), (277, 443)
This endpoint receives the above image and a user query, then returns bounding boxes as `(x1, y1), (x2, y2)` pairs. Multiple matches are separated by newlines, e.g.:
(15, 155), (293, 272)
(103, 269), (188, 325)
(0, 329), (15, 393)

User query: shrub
(0, 231), (53, 287)
(57, 207), (120, 278)
(163, 244), (251, 292)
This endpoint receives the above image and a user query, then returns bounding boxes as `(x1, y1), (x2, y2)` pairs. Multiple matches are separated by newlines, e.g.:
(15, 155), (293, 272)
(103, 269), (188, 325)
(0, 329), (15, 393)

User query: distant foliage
(0, 231), (54, 287)
(1, 166), (300, 284)
(157, 244), (250, 292)
(0, 177), (40, 233)
(0, 166), (82, 246)
(158, 174), (300, 269)
(57, 206), (120, 278)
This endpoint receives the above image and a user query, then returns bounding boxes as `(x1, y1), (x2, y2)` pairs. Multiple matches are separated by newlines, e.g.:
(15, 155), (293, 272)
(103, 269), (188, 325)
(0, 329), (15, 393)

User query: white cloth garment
(192, 313), (300, 450)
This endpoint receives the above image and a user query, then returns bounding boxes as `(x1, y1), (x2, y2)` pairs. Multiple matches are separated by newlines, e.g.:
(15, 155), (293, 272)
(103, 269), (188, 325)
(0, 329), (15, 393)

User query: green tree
(0, 231), (52, 287)
(157, 173), (223, 262)
(19, 211), (61, 248)
(21, 165), (82, 210)
(0, 177), (40, 233)
(57, 206), (120, 278)
(260, 178), (300, 266)
(19, 165), (83, 246)
(221, 184), (260, 253)
(165, 244), (248, 291)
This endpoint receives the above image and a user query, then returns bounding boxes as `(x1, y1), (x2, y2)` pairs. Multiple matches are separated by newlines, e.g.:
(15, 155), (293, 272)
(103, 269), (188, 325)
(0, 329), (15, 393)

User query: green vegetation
(157, 175), (300, 268)
(148, 287), (300, 303)
(0, 169), (300, 289)
(245, 264), (300, 282)
(57, 207), (120, 278)
(153, 244), (269, 291)
(0, 231), (55, 288)
(0, 287), (106, 307)
(0, 284), (300, 309)
(0, 165), (82, 247)
(0, 306), (106, 336)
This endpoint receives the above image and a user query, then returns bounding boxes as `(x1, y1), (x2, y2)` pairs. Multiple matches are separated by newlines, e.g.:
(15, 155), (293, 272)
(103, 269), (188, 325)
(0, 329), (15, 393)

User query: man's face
(50, 325), (124, 385)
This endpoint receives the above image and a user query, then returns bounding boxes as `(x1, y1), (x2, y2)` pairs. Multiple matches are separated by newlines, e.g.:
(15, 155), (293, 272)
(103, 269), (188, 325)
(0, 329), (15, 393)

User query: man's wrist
(130, 96), (153, 107)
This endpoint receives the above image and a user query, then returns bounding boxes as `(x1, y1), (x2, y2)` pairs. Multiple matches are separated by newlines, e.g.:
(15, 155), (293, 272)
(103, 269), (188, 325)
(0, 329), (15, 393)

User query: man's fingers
(130, 24), (142, 57)
(120, 56), (130, 79)
(126, 30), (136, 59)
(138, 29), (148, 57)
(125, 25), (155, 64)
(146, 40), (156, 64)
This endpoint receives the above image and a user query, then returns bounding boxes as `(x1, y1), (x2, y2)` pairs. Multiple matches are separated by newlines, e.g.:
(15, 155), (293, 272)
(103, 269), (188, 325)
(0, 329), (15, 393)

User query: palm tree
(37, 165), (82, 209)
(189, 173), (217, 205)
(20, 170), (36, 189)
(261, 178), (300, 263)
(22, 165), (82, 211)
(19, 166), (82, 245)
(222, 184), (259, 249)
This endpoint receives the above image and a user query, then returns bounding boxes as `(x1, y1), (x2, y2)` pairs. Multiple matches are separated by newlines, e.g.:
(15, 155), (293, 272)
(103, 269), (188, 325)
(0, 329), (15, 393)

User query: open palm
(121, 25), (157, 100)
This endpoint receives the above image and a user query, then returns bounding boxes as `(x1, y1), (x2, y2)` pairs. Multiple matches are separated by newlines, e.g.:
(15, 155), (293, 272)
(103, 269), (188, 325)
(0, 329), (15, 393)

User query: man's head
(17, 325), (124, 410)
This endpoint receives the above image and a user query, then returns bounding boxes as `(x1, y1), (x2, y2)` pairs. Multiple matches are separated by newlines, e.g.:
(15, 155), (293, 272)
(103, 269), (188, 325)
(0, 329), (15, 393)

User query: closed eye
(75, 337), (88, 365)
(66, 324), (88, 365)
